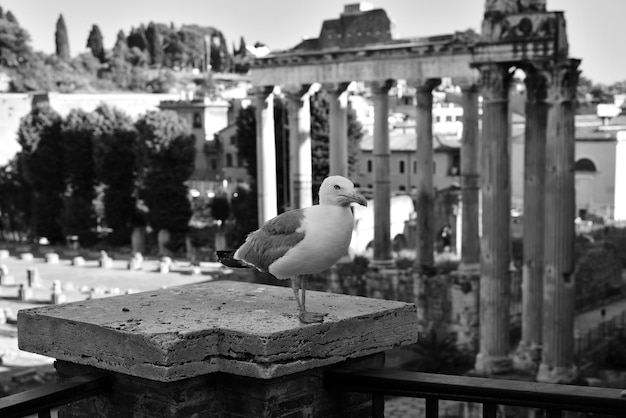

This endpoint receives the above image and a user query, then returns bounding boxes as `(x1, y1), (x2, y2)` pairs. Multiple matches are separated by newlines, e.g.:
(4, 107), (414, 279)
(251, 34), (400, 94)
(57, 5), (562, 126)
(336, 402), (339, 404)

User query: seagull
(217, 175), (367, 323)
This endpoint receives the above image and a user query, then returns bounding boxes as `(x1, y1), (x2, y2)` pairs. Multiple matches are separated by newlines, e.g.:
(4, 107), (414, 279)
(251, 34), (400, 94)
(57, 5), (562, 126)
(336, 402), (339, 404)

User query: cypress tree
(55, 14), (70, 60)
(145, 22), (163, 65)
(86, 24), (106, 62)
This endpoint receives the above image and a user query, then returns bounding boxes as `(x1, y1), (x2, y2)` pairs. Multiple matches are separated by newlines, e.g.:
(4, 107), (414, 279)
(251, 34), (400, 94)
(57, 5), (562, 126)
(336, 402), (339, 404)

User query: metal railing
(325, 368), (626, 417)
(0, 374), (110, 418)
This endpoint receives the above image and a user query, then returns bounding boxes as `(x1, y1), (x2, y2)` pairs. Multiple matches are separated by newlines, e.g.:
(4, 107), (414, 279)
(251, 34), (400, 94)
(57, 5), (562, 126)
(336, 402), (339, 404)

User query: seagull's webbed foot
(299, 311), (328, 324)
(294, 276), (327, 324)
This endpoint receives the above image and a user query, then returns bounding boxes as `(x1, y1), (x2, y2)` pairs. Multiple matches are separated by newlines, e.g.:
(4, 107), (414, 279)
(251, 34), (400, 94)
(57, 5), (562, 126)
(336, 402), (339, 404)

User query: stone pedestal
(18, 280), (418, 417)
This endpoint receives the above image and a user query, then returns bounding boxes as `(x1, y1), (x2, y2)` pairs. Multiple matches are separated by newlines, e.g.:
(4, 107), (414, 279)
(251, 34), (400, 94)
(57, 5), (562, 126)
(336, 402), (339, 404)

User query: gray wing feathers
(235, 209), (306, 272)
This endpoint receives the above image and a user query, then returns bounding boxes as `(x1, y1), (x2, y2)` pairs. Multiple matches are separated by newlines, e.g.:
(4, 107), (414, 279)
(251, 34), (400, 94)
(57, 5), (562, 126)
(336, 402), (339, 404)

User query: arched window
(574, 158), (597, 172)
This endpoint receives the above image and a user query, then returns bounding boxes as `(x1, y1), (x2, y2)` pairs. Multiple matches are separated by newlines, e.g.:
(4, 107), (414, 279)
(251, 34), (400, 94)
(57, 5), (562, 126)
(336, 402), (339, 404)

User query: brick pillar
(537, 59), (580, 384)
(514, 68), (548, 371)
(459, 84), (480, 271)
(285, 85), (315, 209)
(474, 64), (513, 375)
(413, 78), (441, 272)
(254, 86), (277, 225)
(371, 80), (395, 265)
(326, 83), (350, 177)
(18, 281), (418, 417)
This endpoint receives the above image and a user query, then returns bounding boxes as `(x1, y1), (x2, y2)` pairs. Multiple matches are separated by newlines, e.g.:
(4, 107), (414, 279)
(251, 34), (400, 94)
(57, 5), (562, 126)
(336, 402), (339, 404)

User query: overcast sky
(1, 0), (624, 84)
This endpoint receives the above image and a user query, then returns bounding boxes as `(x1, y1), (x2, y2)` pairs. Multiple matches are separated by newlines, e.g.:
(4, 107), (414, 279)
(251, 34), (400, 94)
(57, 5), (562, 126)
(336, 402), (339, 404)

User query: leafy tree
(145, 22), (163, 66)
(86, 24), (106, 63)
(127, 26), (148, 52)
(234, 105), (257, 181)
(135, 110), (195, 250)
(226, 185), (257, 247)
(59, 109), (98, 244)
(5, 10), (17, 24)
(16, 103), (64, 243)
(55, 14), (70, 61)
(0, 157), (31, 239)
(92, 105), (138, 245)
(0, 10), (33, 68)
(310, 90), (363, 197)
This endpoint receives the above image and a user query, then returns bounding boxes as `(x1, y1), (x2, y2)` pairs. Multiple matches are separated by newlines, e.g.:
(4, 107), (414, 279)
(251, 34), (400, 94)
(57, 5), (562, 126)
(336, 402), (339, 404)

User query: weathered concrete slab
(18, 280), (418, 382)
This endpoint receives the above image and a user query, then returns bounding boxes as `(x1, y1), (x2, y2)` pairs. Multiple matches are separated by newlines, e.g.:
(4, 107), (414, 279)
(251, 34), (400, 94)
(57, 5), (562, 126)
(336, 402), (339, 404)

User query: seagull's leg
(298, 275), (328, 324)
(291, 277), (303, 312)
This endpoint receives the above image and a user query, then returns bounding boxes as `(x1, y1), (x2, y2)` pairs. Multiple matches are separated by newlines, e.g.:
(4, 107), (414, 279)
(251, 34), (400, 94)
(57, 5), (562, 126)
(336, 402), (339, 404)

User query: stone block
(72, 256), (86, 267)
(18, 284), (32, 301)
(20, 252), (34, 261)
(18, 280), (418, 382)
(0, 249), (9, 259)
(45, 252), (60, 264)
(0, 264), (14, 285)
(99, 257), (113, 268)
(26, 267), (42, 287)
(20, 280), (416, 417)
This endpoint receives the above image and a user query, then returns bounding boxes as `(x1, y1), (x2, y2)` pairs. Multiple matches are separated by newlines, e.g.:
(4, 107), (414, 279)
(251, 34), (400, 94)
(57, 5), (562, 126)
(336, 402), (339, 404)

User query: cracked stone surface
(18, 280), (418, 381)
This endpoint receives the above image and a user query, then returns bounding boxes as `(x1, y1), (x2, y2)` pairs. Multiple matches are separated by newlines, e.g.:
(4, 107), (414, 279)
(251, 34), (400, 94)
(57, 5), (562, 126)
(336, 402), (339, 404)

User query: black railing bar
(372, 393), (384, 418)
(425, 396), (438, 418)
(483, 403), (497, 418)
(0, 374), (111, 418)
(324, 368), (626, 415)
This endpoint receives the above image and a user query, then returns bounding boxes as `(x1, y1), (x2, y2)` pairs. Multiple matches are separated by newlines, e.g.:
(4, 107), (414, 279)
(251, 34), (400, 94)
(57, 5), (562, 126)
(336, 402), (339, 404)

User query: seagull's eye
(333, 185), (341, 190)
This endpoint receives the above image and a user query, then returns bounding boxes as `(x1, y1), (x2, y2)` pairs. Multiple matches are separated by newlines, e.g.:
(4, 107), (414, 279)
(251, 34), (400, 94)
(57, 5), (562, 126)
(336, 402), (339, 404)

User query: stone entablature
(252, 35), (478, 87)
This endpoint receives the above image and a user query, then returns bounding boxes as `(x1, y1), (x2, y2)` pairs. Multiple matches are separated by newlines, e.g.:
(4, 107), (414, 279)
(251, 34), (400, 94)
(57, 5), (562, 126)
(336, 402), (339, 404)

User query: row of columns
(252, 59), (579, 382)
(476, 60), (580, 383)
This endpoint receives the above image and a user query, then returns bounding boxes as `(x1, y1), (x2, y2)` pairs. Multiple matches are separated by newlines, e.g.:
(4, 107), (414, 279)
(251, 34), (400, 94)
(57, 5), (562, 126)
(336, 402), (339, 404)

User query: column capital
(282, 84), (316, 101)
(545, 59), (581, 104)
(460, 84), (480, 94)
(476, 63), (513, 103)
(369, 79), (395, 95)
(322, 82), (351, 95)
(251, 85), (275, 99)
(413, 78), (442, 93)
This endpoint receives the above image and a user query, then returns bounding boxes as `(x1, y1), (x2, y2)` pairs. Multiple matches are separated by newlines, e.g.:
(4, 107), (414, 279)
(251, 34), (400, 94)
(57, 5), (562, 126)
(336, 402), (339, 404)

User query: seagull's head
(319, 176), (367, 207)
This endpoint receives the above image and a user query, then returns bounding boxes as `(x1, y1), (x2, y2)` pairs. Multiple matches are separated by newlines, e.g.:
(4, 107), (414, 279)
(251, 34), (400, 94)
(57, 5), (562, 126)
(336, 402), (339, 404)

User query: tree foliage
(310, 90), (363, 197)
(135, 110), (195, 243)
(55, 14), (70, 61)
(16, 103), (64, 242)
(92, 105), (139, 245)
(86, 24), (106, 63)
(0, 157), (31, 238)
(0, 9), (33, 68)
(59, 108), (98, 243)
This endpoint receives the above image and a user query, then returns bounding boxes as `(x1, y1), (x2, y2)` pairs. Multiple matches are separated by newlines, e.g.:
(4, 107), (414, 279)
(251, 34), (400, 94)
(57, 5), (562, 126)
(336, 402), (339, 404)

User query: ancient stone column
(371, 80), (395, 265)
(326, 83), (350, 177)
(537, 59), (580, 384)
(474, 64), (513, 375)
(514, 68), (548, 371)
(254, 86), (277, 225)
(413, 78), (441, 272)
(459, 84), (480, 271)
(285, 85), (314, 209)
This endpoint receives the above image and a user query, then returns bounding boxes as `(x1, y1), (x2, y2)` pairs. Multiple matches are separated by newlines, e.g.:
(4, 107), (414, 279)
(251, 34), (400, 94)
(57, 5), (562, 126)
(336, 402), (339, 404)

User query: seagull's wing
(234, 209), (306, 273)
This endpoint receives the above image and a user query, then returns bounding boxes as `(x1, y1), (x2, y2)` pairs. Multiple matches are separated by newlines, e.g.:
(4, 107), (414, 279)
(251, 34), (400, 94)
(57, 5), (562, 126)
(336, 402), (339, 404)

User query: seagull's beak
(344, 190), (367, 207)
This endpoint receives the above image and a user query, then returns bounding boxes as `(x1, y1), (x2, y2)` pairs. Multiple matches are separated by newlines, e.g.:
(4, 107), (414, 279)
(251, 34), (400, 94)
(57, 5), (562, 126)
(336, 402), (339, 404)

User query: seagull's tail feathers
(216, 250), (250, 268)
